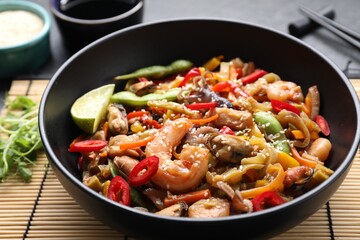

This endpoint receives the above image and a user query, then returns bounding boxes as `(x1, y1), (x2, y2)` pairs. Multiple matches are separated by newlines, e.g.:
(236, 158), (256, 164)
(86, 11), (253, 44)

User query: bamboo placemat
(1, 80), (359, 240)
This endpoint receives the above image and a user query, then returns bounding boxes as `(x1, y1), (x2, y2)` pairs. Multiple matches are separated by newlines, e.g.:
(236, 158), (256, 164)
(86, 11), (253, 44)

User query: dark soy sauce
(59, 0), (136, 20)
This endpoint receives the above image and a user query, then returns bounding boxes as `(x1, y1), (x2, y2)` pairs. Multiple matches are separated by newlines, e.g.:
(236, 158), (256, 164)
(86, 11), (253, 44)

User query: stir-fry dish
(68, 56), (333, 217)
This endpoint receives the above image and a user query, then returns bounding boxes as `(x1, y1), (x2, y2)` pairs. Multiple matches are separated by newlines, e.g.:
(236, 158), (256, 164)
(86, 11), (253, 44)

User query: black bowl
(50, 0), (144, 52)
(39, 19), (360, 240)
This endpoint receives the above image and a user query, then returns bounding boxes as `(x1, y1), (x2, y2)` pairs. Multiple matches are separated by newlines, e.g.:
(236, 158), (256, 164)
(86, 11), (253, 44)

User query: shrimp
(267, 80), (304, 102)
(145, 118), (210, 194)
(188, 197), (230, 218)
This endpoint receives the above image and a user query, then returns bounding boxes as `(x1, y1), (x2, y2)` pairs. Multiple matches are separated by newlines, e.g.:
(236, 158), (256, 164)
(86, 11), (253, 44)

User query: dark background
(10, 0), (360, 79)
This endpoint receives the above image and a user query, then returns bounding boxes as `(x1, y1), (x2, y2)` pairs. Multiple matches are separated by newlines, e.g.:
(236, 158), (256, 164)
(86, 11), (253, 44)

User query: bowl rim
(0, 0), (51, 51)
(49, 0), (144, 25)
(40, 17), (360, 222)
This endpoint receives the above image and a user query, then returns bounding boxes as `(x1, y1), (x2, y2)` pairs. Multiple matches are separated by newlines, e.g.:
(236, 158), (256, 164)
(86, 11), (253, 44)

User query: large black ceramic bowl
(39, 19), (360, 240)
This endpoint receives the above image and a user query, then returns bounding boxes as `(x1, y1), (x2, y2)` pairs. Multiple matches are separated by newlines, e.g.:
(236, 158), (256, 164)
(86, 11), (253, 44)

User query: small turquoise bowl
(0, 1), (51, 80)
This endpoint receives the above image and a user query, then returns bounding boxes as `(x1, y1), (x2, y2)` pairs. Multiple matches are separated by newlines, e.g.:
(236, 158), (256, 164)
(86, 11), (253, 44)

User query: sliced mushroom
(213, 108), (253, 131)
(129, 80), (157, 96)
(155, 202), (188, 217)
(207, 133), (254, 163)
(113, 155), (139, 176)
(183, 126), (219, 146)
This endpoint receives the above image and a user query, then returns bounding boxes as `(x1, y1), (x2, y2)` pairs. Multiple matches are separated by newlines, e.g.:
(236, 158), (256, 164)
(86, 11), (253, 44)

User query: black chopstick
(299, 5), (360, 50)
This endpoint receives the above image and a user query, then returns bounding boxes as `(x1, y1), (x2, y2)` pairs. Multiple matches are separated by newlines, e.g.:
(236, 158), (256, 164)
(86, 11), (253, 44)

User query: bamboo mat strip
(0, 80), (359, 240)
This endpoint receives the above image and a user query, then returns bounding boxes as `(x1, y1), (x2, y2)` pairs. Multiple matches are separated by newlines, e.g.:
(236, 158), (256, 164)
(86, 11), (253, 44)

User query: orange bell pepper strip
(241, 163), (285, 199)
(277, 151), (300, 170)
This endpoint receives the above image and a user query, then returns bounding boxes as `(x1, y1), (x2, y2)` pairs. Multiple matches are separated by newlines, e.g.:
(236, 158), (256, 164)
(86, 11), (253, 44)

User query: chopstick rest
(288, 5), (335, 38)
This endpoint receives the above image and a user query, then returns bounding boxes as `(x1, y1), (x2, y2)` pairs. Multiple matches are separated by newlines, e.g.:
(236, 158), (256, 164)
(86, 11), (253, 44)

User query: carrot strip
(189, 114), (219, 125)
(290, 147), (318, 168)
(164, 189), (212, 207)
(102, 121), (109, 139)
(119, 135), (155, 151)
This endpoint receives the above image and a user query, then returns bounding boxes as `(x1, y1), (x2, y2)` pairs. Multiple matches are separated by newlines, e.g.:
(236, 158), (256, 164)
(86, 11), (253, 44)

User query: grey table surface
(7, 0), (360, 80)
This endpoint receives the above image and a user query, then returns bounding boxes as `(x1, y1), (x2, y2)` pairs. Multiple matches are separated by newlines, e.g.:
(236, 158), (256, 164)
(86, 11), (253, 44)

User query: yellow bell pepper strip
(253, 111), (290, 154)
(241, 163), (285, 199)
(111, 88), (182, 107)
(189, 114), (219, 125)
(277, 151), (300, 170)
(202, 55), (223, 71)
(114, 59), (193, 80)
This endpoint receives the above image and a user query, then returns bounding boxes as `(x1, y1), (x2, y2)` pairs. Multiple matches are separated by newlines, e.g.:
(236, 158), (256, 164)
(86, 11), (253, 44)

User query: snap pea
(114, 59), (193, 80)
(130, 187), (157, 212)
(253, 111), (290, 154)
(111, 88), (182, 107)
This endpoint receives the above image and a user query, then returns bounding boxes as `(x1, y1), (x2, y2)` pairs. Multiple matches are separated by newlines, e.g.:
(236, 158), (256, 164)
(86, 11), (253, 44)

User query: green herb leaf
(0, 96), (43, 182)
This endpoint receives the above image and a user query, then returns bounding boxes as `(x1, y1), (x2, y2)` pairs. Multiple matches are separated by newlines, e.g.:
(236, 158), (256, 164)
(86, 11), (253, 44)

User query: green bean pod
(253, 111), (290, 154)
(111, 88), (182, 107)
(130, 187), (157, 212)
(114, 59), (193, 80)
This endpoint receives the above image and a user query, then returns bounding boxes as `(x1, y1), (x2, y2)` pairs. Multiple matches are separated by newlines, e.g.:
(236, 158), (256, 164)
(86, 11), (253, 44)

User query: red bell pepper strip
(107, 176), (131, 206)
(127, 110), (149, 120)
(219, 126), (235, 135)
(186, 102), (217, 110)
(212, 81), (231, 92)
(241, 69), (268, 85)
(179, 68), (201, 87)
(139, 114), (162, 129)
(212, 81), (249, 98)
(68, 140), (108, 153)
(315, 114), (330, 136)
(236, 67), (243, 78)
(129, 156), (159, 187)
(138, 77), (149, 82)
(229, 81), (249, 98)
(271, 99), (301, 115)
(252, 191), (285, 211)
